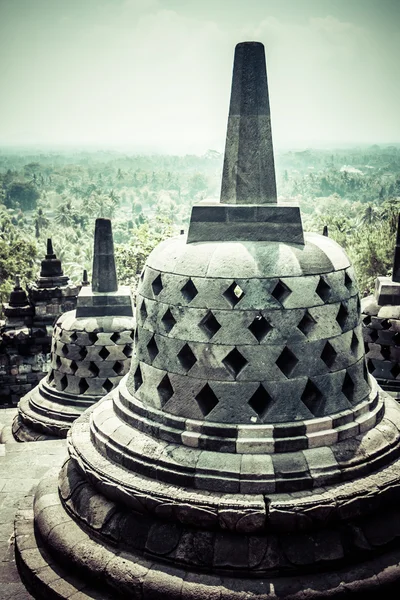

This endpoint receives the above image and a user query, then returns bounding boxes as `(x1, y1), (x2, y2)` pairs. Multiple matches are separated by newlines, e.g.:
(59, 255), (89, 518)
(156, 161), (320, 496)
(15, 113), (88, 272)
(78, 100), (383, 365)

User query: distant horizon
(1, 140), (400, 158)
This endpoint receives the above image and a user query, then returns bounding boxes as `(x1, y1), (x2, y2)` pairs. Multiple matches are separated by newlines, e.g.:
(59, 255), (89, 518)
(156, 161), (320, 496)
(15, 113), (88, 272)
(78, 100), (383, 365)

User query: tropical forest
(1, 144), (400, 313)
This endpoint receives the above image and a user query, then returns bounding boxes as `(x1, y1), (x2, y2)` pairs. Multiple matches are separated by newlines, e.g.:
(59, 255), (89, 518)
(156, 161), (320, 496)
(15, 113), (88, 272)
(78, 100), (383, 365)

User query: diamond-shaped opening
(147, 335), (159, 363)
(276, 347), (299, 378)
(47, 369), (54, 384)
(88, 332), (98, 344)
(133, 365), (143, 391)
(316, 277), (331, 302)
(103, 378), (113, 393)
(110, 332), (120, 343)
(320, 341), (337, 368)
(248, 314), (272, 343)
(61, 344), (69, 356)
(139, 299), (148, 323)
(60, 375), (68, 391)
(123, 344), (133, 358)
(248, 384), (273, 420)
(99, 347), (110, 360)
(152, 273), (163, 296)
(70, 360), (78, 375)
(297, 310), (317, 337)
(391, 363), (400, 379)
(195, 383), (219, 417)
(381, 319), (391, 330)
(342, 372), (355, 402)
(363, 315), (372, 326)
(70, 332), (78, 343)
(394, 332), (400, 347)
(350, 332), (359, 354)
(381, 345), (391, 360)
(113, 361), (124, 375)
(161, 308), (176, 333)
(223, 281), (245, 307)
(271, 279), (292, 305)
(79, 378), (89, 394)
(56, 355), (62, 369)
(88, 362), (99, 377)
(370, 329), (379, 343)
(301, 379), (325, 416)
(199, 311), (221, 339)
(222, 347), (248, 378)
(356, 297), (361, 316)
(181, 279), (198, 303)
(157, 374), (174, 407)
(367, 358), (376, 374)
(336, 302), (349, 330)
(344, 271), (352, 290)
(177, 343), (197, 372)
(79, 347), (88, 360)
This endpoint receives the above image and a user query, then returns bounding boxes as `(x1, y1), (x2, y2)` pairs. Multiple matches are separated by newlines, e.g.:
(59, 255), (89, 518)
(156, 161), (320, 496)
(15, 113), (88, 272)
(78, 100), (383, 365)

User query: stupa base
(12, 385), (90, 441)
(15, 468), (400, 600)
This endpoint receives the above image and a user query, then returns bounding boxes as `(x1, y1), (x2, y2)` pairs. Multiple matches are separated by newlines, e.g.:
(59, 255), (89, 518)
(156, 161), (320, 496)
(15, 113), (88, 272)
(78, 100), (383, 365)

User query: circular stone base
(12, 413), (63, 442)
(14, 469), (400, 600)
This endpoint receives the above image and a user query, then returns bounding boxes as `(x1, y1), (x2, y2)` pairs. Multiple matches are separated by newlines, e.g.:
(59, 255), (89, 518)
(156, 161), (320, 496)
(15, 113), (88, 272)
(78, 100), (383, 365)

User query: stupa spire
(392, 213), (400, 282)
(92, 218), (118, 293)
(220, 41), (277, 205)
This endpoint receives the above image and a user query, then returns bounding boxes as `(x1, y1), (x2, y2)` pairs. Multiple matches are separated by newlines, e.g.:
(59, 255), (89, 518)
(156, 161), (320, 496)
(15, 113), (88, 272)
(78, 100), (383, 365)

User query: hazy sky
(0, 0), (399, 153)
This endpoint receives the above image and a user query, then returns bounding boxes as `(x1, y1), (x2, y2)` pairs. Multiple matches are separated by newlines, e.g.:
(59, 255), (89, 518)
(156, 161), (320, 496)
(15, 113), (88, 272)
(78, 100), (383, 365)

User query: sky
(0, 0), (399, 153)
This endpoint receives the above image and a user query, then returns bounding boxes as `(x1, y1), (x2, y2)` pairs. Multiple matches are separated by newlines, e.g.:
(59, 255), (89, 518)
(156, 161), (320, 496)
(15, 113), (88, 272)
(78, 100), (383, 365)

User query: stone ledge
(187, 204), (304, 244)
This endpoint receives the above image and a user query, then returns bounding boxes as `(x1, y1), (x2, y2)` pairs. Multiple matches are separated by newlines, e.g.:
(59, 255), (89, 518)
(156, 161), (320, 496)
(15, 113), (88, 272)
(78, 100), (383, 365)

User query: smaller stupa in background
(27, 238), (79, 328)
(1, 275), (34, 330)
(13, 218), (135, 441)
(362, 214), (400, 399)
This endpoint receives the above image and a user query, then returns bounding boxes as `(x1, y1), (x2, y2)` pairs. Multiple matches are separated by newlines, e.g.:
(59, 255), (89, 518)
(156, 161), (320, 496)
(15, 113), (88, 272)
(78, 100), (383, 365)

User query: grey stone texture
(13, 309), (135, 441)
(187, 204), (304, 244)
(362, 216), (400, 398)
(220, 42), (277, 205)
(14, 41), (400, 600)
(92, 218), (118, 293)
(0, 243), (79, 408)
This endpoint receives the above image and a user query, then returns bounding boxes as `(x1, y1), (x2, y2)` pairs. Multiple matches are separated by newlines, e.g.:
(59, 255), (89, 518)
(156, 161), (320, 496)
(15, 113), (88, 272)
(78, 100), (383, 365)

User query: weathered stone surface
(14, 40), (400, 600)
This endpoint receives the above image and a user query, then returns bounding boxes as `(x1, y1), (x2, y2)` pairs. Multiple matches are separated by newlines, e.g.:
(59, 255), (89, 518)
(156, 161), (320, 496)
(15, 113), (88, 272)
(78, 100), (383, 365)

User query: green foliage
(115, 217), (177, 296)
(0, 207), (37, 306)
(5, 180), (40, 211)
(0, 145), (400, 303)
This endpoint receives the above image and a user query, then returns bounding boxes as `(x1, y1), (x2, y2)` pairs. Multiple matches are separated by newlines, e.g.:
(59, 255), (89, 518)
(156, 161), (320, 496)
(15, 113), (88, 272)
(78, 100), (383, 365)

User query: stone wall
(0, 325), (51, 406)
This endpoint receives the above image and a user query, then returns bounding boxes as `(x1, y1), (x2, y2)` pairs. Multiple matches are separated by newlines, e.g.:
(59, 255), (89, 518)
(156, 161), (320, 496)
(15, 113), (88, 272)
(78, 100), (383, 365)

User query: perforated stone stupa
(15, 42), (400, 599)
(13, 218), (135, 441)
(363, 214), (400, 399)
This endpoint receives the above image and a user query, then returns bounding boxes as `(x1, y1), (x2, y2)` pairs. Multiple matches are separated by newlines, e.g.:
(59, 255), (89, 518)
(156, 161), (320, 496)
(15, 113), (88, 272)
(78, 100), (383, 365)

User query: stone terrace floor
(0, 408), (67, 599)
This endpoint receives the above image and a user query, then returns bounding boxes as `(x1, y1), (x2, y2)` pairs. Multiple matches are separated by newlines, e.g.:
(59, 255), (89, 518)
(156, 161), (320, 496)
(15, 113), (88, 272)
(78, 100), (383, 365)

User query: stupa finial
(92, 218), (118, 293)
(393, 214), (400, 283)
(81, 269), (89, 286)
(220, 41), (277, 205)
(46, 238), (56, 259)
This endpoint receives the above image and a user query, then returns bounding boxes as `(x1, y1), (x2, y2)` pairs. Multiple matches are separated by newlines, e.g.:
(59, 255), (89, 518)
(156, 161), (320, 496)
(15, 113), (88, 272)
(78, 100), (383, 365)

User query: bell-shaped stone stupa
(13, 218), (135, 441)
(363, 214), (400, 399)
(27, 238), (79, 326)
(15, 42), (400, 599)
